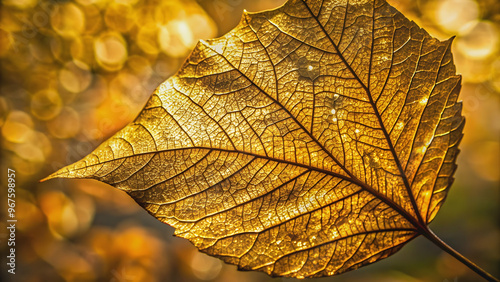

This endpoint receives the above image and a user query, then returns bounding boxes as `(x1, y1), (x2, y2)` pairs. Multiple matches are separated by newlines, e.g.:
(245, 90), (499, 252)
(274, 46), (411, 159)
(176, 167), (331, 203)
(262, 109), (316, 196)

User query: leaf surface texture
(46, 0), (464, 277)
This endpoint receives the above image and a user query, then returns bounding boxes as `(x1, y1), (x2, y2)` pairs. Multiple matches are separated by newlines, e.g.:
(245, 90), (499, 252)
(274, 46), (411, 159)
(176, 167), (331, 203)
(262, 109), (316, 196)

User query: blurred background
(0, 0), (498, 281)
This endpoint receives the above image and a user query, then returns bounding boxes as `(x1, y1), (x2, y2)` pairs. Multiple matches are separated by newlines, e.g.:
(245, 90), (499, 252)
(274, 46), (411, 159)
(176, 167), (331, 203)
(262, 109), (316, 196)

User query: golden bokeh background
(0, 0), (498, 281)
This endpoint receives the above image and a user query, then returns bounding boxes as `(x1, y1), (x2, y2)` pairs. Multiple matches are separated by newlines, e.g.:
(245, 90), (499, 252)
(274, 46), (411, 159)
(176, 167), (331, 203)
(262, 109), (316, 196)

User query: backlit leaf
(44, 0), (464, 278)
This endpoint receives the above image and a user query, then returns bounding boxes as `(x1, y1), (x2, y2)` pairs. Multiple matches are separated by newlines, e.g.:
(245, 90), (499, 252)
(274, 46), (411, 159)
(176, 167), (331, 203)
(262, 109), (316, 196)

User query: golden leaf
(44, 0), (465, 278)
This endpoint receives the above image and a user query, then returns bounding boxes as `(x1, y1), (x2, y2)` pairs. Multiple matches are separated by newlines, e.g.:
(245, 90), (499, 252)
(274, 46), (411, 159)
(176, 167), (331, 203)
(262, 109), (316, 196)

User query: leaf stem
(422, 227), (499, 282)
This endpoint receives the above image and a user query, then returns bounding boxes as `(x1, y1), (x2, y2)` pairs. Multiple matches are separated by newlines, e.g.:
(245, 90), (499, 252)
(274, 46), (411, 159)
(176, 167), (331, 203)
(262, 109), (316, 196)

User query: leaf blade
(44, 0), (463, 277)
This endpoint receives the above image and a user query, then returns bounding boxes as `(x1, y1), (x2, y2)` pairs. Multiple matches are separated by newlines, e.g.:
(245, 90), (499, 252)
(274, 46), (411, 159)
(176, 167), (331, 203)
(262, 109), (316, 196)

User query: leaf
(44, 0), (464, 278)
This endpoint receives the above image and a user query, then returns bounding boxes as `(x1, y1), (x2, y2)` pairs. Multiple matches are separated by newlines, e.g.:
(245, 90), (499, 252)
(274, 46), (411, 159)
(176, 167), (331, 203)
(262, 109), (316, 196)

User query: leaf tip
(39, 166), (70, 182)
(39, 175), (51, 183)
(39, 154), (99, 182)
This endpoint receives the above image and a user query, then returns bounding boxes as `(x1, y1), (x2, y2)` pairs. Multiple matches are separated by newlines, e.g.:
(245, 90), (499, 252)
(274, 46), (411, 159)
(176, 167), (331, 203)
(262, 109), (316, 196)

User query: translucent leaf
(44, 0), (464, 278)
